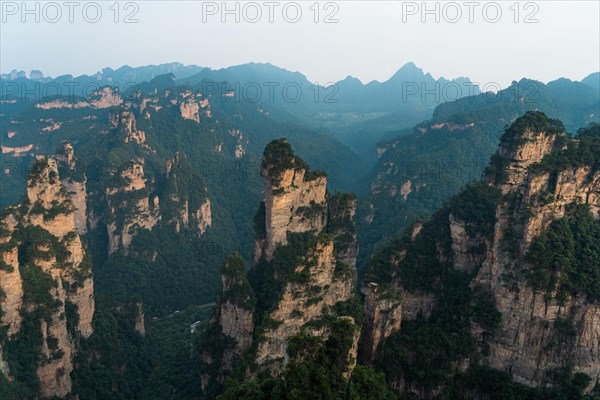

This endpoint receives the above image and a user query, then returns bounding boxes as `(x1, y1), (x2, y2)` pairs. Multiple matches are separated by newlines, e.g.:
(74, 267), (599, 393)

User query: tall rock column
(0, 152), (95, 398)
(255, 139), (328, 261)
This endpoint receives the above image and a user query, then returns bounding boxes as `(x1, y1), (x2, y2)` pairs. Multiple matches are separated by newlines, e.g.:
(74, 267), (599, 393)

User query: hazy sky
(1, 1), (599, 88)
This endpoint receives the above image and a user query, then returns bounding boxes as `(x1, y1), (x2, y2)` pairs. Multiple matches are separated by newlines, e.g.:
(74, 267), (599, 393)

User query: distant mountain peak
(387, 62), (425, 82)
(340, 75), (363, 85)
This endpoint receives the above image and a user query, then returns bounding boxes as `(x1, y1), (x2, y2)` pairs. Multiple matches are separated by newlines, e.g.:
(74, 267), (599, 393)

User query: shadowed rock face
(1, 151), (95, 398)
(200, 254), (255, 388)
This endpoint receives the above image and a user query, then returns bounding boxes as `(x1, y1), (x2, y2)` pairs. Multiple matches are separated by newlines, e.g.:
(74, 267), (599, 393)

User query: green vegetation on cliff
(530, 123), (600, 176)
(219, 318), (396, 400)
(364, 182), (501, 290)
(220, 254), (255, 310)
(262, 139), (326, 184)
(500, 111), (565, 144)
(528, 204), (600, 303)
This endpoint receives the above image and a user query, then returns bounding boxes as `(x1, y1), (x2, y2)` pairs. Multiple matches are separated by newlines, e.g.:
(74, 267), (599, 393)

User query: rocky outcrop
(0, 215), (23, 336)
(251, 140), (359, 375)
(359, 282), (437, 366)
(61, 177), (87, 234)
(134, 302), (146, 336)
(163, 154), (212, 235)
(255, 238), (355, 371)
(119, 110), (148, 147)
(36, 86), (122, 110)
(106, 160), (159, 254)
(486, 116), (565, 194)
(471, 118), (600, 388)
(359, 283), (402, 365)
(178, 90), (211, 123)
(363, 113), (600, 396)
(202, 139), (359, 385)
(180, 99), (200, 123)
(104, 152), (211, 254)
(194, 198), (212, 234)
(255, 140), (328, 260)
(449, 214), (487, 272)
(1, 144), (34, 156)
(229, 129), (245, 159)
(0, 155), (95, 398)
(57, 143), (88, 234)
(216, 257), (254, 370)
(327, 193), (359, 268)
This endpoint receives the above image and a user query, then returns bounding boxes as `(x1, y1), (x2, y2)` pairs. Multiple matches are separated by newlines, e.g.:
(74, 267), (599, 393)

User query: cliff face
(57, 143), (88, 234)
(362, 113), (600, 396)
(202, 139), (360, 388)
(472, 120), (600, 387)
(0, 154), (95, 398)
(255, 238), (356, 370)
(104, 151), (212, 254)
(252, 139), (359, 375)
(257, 164), (327, 261)
(106, 159), (159, 254)
(359, 282), (436, 365)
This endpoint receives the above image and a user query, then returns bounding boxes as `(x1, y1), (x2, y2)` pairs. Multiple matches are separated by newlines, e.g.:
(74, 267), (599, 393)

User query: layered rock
(57, 143), (88, 234)
(0, 155), (95, 398)
(0, 215), (23, 336)
(485, 113), (566, 194)
(202, 139), (360, 387)
(180, 99), (200, 123)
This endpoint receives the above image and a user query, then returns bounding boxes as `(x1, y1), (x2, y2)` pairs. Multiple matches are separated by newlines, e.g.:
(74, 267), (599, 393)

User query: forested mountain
(359, 78), (600, 265)
(0, 73), (363, 399)
(361, 113), (600, 398)
(1, 61), (599, 400)
(197, 113), (600, 399)
(1, 61), (480, 165)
